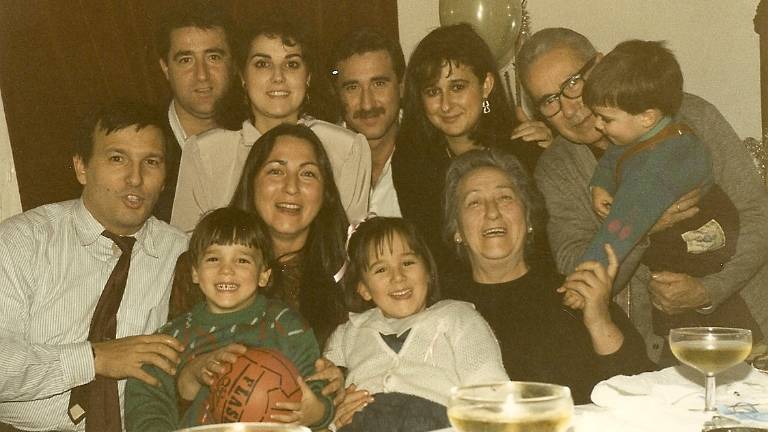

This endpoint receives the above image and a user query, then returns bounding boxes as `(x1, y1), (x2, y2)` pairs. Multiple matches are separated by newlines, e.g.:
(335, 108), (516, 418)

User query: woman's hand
(559, 244), (625, 355)
(272, 377), (326, 427)
(176, 343), (247, 401)
(561, 244), (618, 328)
(306, 357), (346, 406)
(332, 384), (374, 430)
(510, 106), (554, 149)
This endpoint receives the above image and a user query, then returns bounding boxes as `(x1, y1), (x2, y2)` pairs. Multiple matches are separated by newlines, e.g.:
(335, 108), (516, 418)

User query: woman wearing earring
(442, 149), (654, 404)
(392, 23), (544, 286)
(171, 14), (370, 232)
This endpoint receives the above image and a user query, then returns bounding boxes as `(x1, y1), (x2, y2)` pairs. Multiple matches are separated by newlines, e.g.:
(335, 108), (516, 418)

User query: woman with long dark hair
(392, 23), (543, 285)
(229, 123), (349, 345)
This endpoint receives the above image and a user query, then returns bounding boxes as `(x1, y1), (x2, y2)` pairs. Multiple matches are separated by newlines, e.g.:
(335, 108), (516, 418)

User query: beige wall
(0, 88), (22, 222)
(398, 0), (762, 140)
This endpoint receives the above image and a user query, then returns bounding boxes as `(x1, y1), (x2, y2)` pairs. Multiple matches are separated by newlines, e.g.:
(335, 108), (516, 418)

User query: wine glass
(669, 327), (752, 411)
(447, 381), (574, 432)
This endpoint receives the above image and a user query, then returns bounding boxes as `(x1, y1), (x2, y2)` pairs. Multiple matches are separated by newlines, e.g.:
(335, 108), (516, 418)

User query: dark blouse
(391, 136), (541, 287)
(451, 265), (655, 404)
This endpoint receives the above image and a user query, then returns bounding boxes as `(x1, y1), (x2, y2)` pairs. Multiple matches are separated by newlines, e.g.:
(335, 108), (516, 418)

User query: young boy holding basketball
(125, 208), (333, 431)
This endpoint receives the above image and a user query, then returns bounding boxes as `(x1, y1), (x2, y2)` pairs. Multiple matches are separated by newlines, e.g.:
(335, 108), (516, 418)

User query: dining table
(432, 361), (768, 432)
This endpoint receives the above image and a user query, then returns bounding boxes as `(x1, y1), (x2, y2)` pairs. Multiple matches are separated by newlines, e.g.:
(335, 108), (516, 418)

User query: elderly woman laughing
(442, 148), (654, 403)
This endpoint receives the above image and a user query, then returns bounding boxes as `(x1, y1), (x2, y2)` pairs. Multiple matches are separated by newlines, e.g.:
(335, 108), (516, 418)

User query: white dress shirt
(368, 152), (402, 218)
(0, 199), (187, 431)
(168, 102), (189, 151)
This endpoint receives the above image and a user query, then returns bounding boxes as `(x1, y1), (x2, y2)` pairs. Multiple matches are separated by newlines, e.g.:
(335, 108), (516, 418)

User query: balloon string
(513, 0), (531, 107)
(504, 71), (515, 109)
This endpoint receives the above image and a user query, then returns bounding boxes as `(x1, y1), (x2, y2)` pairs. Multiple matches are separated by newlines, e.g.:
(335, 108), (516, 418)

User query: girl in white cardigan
(324, 217), (508, 432)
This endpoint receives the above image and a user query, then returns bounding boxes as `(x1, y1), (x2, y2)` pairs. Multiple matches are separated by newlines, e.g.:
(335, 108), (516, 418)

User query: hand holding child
(591, 186), (613, 219)
(649, 187), (701, 234)
(559, 244), (618, 328)
(559, 244), (625, 354)
(558, 244), (617, 315)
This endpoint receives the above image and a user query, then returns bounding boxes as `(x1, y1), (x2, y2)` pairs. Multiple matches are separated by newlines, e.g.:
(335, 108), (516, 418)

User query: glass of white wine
(447, 381), (573, 432)
(669, 327), (752, 411)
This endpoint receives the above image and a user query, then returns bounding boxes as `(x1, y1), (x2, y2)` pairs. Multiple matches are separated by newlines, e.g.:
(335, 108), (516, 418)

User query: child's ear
(191, 266), (199, 284)
(258, 267), (272, 288)
(639, 108), (662, 128)
(356, 281), (373, 302)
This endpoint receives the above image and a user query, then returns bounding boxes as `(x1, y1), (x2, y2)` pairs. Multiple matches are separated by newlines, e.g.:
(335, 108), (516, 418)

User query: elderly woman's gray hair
(442, 148), (545, 262)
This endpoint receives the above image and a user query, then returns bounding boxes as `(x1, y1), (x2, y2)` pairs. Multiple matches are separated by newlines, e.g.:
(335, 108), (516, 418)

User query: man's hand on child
(591, 186), (613, 219)
(93, 334), (184, 387)
(650, 187), (701, 234)
(306, 357), (346, 406)
(176, 343), (247, 401)
(332, 384), (374, 429)
(271, 376), (325, 427)
(650, 271), (710, 314)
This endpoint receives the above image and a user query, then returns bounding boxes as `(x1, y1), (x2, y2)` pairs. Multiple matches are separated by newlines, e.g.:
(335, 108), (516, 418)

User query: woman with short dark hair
(442, 148), (654, 404)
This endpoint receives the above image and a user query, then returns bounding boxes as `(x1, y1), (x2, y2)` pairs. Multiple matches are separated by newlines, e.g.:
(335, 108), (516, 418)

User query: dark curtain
(756, 0), (768, 137)
(0, 0), (398, 211)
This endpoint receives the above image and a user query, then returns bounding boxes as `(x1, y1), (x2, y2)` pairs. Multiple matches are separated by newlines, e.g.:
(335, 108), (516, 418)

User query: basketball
(207, 347), (303, 423)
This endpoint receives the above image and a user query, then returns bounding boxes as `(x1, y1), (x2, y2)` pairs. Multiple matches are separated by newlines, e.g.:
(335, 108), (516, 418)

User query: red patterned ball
(207, 347), (302, 423)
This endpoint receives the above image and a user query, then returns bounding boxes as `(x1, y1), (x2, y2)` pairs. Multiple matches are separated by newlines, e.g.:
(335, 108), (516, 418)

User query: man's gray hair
(442, 148), (544, 263)
(517, 28), (597, 90)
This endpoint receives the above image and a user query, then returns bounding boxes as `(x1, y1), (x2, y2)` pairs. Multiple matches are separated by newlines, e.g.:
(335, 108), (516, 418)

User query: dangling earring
(303, 83), (311, 109)
(454, 235), (463, 245)
(527, 226), (534, 234)
(482, 98), (491, 114)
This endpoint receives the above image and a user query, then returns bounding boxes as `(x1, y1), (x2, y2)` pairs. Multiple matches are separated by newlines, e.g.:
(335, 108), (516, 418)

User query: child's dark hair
(583, 39), (683, 116)
(188, 207), (273, 269)
(343, 217), (441, 313)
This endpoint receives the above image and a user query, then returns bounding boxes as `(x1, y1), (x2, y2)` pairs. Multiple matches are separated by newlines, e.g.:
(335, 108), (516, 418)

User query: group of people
(1, 2), (767, 432)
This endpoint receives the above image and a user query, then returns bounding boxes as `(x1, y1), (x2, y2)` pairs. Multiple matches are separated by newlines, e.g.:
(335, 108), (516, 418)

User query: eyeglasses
(537, 55), (598, 118)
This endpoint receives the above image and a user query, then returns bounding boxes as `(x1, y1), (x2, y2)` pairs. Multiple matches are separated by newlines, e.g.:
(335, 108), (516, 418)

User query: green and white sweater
(124, 295), (333, 431)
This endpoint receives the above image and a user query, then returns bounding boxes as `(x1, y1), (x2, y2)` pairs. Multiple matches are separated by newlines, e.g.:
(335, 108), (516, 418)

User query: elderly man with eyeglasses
(519, 28), (768, 364)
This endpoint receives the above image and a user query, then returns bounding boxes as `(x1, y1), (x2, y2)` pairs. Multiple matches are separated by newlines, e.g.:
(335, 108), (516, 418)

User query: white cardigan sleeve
(450, 303), (510, 386)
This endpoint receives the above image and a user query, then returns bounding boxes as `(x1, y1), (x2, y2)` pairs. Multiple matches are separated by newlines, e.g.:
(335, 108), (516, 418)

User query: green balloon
(439, 0), (522, 67)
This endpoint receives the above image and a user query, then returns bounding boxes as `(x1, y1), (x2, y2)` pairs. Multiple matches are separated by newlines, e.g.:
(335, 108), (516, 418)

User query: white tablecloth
(433, 363), (768, 432)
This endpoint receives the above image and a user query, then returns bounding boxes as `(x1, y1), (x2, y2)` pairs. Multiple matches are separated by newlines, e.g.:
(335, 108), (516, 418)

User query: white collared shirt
(168, 101), (189, 150)
(0, 199), (188, 431)
(368, 152), (402, 218)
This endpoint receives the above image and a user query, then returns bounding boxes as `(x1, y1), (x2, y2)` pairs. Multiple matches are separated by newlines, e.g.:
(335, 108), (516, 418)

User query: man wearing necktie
(0, 101), (188, 431)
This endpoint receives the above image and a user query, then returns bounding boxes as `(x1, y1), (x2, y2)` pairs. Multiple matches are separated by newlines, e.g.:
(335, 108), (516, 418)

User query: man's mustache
(352, 107), (385, 120)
